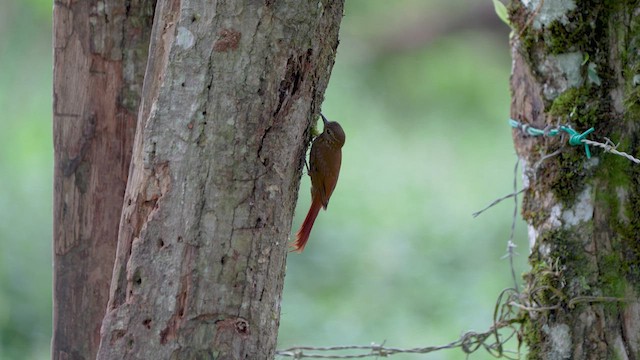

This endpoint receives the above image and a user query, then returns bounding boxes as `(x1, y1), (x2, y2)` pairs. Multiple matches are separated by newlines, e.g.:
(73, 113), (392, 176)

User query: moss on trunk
(509, 0), (640, 358)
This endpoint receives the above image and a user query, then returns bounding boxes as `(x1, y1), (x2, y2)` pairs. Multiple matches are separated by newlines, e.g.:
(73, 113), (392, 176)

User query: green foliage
(492, 0), (510, 27)
(283, 3), (522, 358)
(0, 2), (52, 359)
(587, 62), (602, 86)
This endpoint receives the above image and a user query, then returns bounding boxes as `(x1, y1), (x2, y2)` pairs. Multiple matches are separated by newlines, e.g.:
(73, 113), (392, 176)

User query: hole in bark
(221, 255), (227, 265)
(127, 198), (132, 206)
(181, 82), (186, 87)
(177, 236), (183, 243)
(191, 15), (197, 22)
(202, 110), (207, 116)
(178, 307), (184, 317)
(157, 238), (165, 248)
(160, 327), (171, 344)
(143, 319), (152, 329)
(110, 330), (126, 345)
(133, 270), (142, 286)
(127, 337), (134, 348)
(235, 319), (249, 335)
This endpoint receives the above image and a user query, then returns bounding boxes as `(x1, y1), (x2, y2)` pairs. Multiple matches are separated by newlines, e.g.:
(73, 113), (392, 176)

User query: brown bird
(291, 114), (346, 252)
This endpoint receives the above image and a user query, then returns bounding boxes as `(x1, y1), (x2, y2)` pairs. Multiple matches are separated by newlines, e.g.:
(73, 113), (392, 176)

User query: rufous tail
(291, 198), (322, 252)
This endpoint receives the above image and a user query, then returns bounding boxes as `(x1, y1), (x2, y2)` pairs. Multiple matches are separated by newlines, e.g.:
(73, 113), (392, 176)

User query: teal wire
(509, 119), (595, 158)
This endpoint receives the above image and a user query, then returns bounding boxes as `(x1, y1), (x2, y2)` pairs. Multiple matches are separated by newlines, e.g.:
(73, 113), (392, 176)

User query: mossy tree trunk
(95, 0), (344, 359)
(509, 1), (640, 359)
(52, 1), (155, 359)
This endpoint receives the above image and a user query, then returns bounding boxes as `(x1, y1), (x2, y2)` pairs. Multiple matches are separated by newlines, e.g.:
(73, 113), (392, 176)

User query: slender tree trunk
(96, 1), (344, 359)
(52, 1), (155, 359)
(510, 1), (640, 358)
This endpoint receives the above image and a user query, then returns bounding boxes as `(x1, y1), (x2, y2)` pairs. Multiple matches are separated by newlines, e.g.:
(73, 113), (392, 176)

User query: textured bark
(510, 1), (640, 359)
(96, 1), (344, 359)
(52, 1), (155, 359)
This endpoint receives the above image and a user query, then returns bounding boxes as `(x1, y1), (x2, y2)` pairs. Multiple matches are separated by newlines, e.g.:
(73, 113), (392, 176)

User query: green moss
(523, 226), (636, 356)
(527, 229), (598, 303)
(622, 9), (640, 120)
(623, 61), (640, 120)
(597, 138), (632, 187)
(624, 84), (640, 120)
(521, 247), (547, 357)
(547, 230), (594, 290)
(522, 226), (628, 357)
(548, 86), (604, 128)
(521, 257), (558, 359)
(517, 2), (640, 355)
(591, 128), (640, 291)
(508, 1), (538, 61)
(595, 185), (621, 222)
(543, 1), (610, 59)
(599, 253), (627, 300)
(598, 129), (639, 291)
(575, 0), (636, 12)
(522, 316), (543, 360)
(521, 208), (547, 228)
(547, 151), (587, 205)
(545, 20), (589, 55)
(549, 87), (584, 117)
(618, 158), (640, 290)
(527, 259), (563, 304)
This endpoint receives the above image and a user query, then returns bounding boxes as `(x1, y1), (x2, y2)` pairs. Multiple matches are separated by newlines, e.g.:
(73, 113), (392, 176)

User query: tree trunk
(510, 1), (640, 359)
(52, 1), (155, 359)
(96, 1), (344, 359)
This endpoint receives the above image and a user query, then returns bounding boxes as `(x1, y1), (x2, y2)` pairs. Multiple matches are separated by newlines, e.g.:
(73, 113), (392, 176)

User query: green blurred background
(0, 0), (527, 359)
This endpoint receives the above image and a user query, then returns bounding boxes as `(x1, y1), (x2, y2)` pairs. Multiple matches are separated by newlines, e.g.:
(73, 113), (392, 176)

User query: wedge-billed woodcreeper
(291, 114), (346, 252)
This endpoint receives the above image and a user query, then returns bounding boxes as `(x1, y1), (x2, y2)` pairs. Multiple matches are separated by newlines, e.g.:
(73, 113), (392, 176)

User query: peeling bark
(96, 1), (344, 359)
(509, 1), (640, 359)
(52, 1), (155, 359)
